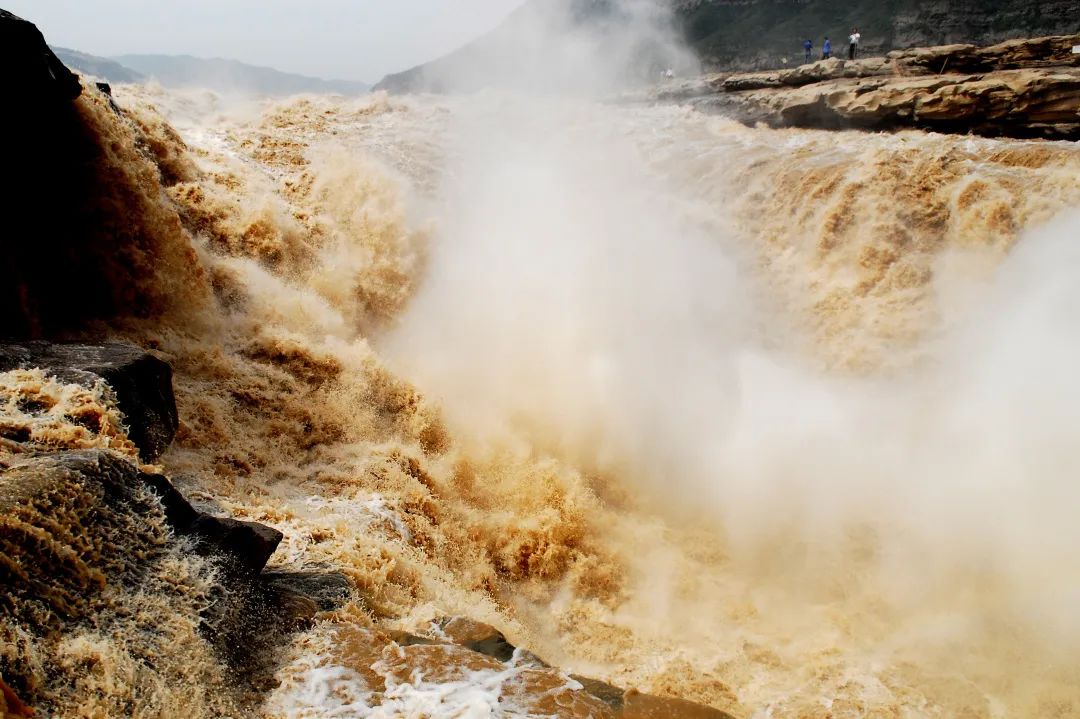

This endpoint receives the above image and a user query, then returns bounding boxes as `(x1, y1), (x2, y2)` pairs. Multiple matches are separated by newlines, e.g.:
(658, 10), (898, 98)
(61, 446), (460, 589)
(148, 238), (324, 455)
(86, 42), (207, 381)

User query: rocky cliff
(676, 0), (1080, 72)
(632, 34), (1080, 139)
(375, 0), (1080, 92)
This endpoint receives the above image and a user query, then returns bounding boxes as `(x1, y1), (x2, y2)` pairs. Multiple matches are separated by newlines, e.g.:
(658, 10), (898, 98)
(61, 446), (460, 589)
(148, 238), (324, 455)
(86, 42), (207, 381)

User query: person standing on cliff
(822, 37), (832, 60)
(804, 38), (813, 63)
(849, 28), (861, 59)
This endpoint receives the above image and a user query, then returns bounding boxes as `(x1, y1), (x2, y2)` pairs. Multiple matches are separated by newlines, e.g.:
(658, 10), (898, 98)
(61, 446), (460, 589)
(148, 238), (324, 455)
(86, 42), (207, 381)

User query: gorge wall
(375, 0), (1080, 91)
(677, 0), (1080, 71)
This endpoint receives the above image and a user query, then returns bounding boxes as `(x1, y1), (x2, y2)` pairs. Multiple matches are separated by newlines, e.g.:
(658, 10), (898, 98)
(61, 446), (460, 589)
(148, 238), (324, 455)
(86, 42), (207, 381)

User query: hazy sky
(6, 1), (523, 82)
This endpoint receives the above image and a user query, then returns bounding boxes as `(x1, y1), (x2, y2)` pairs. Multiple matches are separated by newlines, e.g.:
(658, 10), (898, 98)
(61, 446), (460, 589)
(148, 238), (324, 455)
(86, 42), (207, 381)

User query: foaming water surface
(20, 80), (1079, 717)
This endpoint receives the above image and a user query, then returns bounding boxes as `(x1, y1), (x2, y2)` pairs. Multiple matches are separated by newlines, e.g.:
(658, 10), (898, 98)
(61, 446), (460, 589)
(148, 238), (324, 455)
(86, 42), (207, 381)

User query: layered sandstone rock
(640, 34), (1080, 139)
(700, 66), (1080, 139)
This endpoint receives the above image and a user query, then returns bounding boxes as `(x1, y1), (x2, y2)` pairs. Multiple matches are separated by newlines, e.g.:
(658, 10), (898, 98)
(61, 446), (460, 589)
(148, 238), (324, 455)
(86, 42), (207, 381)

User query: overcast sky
(7, 1), (523, 82)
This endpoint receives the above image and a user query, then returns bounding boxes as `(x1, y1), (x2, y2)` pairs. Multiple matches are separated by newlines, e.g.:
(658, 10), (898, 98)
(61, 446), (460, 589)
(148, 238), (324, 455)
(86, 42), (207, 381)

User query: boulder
(261, 569), (352, 612)
(0, 10), (80, 104)
(0, 342), (178, 461)
(187, 515), (282, 575)
(137, 467), (283, 575)
(0, 447), (183, 705)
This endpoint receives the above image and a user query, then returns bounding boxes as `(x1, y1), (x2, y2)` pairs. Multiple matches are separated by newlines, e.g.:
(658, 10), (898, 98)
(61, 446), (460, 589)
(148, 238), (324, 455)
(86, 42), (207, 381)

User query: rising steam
(10, 2), (1080, 714)
(380, 6), (1080, 692)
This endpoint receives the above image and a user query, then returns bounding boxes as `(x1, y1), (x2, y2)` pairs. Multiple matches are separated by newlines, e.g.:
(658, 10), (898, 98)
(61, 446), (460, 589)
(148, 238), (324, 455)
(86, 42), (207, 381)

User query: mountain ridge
(53, 47), (369, 96)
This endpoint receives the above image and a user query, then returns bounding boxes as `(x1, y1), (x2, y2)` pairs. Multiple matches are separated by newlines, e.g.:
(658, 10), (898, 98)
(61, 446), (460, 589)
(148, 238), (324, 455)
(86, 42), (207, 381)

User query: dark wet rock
(94, 81), (111, 96)
(272, 589), (320, 630)
(0, 342), (179, 461)
(2, 12), (207, 340)
(137, 471), (283, 575)
(0, 341), (287, 593)
(138, 470), (200, 525)
(0, 10), (81, 104)
(1, 450), (283, 587)
(191, 516), (282, 575)
(261, 569), (353, 612)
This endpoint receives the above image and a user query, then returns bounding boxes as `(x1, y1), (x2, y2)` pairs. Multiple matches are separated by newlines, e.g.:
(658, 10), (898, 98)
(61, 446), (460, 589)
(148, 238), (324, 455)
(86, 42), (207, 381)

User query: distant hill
(52, 47), (144, 83)
(375, 0), (1080, 92)
(374, 0), (692, 94)
(113, 54), (370, 96)
(52, 47), (369, 96)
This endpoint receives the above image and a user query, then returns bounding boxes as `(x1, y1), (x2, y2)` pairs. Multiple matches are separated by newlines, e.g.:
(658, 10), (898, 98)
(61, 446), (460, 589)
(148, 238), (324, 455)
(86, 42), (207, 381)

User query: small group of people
(803, 28), (861, 63)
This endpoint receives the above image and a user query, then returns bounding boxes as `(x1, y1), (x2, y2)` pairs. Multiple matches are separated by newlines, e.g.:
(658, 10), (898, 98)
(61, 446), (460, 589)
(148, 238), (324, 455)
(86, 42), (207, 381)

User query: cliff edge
(638, 34), (1080, 140)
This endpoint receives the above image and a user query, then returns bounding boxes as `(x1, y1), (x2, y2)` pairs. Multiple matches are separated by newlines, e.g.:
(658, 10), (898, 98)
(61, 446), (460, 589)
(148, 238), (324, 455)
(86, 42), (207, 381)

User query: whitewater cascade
(3, 76), (1080, 717)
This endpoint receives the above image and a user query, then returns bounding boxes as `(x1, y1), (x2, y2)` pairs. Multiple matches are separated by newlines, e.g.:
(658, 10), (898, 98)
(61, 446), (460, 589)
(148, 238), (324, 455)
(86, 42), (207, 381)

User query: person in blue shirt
(822, 37), (832, 60)
(803, 38), (813, 63)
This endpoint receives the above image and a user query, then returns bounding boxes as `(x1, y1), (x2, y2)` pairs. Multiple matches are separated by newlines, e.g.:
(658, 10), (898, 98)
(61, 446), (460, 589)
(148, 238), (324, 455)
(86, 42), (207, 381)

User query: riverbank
(629, 34), (1080, 139)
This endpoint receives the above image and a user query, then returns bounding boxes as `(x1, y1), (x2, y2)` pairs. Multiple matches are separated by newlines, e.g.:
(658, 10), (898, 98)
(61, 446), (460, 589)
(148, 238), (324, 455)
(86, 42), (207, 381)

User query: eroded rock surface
(701, 66), (1080, 139)
(639, 34), (1080, 140)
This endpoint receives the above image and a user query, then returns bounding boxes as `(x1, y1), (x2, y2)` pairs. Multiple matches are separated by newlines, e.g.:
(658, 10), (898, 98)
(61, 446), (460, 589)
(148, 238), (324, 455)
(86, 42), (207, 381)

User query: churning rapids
(5, 78), (1080, 718)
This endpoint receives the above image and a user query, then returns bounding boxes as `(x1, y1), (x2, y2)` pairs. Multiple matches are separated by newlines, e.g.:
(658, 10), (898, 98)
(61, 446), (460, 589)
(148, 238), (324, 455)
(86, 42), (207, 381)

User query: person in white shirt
(849, 28), (862, 59)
